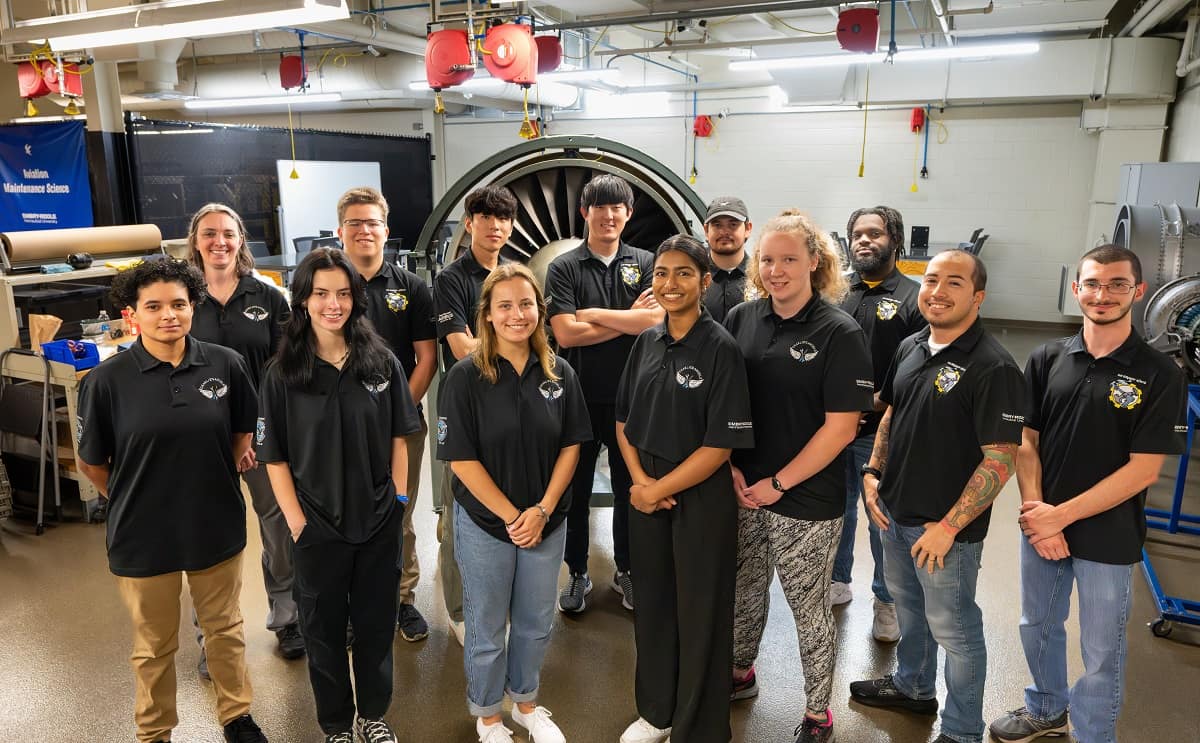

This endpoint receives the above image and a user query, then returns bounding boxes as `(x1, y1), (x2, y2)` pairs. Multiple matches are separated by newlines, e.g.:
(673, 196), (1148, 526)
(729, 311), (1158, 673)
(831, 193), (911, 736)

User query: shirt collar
(912, 316), (986, 354)
(130, 336), (208, 373)
(365, 260), (400, 285)
(1065, 328), (1143, 366)
(714, 253), (749, 278)
(652, 312), (715, 347)
(576, 241), (634, 262)
(460, 249), (503, 277)
(851, 266), (905, 292)
(758, 292), (822, 324)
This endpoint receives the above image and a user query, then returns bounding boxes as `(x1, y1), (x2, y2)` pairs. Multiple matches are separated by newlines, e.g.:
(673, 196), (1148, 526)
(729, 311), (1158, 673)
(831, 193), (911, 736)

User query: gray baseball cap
(705, 196), (749, 223)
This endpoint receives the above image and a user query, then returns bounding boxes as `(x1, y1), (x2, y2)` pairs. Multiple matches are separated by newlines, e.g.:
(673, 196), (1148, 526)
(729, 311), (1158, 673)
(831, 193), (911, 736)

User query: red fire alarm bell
(836, 8), (880, 54)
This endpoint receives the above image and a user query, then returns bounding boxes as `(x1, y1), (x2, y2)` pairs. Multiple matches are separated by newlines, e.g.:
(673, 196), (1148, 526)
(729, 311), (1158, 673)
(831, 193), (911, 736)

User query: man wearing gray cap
(703, 196), (753, 324)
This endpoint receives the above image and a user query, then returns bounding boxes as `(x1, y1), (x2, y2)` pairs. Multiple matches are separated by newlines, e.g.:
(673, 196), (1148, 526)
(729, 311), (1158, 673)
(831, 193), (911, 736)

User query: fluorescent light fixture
(8, 115), (87, 124)
(5, 0), (348, 51)
(729, 42), (1039, 71)
(410, 68), (623, 90)
(184, 93), (341, 109)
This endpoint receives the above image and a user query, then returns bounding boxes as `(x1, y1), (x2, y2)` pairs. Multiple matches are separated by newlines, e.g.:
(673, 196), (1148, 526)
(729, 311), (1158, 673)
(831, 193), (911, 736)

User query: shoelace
(480, 723), (514, 742)
(327, 734), (354, 743)
(568, 574), (586, 595)
(358, 719), (395, 743)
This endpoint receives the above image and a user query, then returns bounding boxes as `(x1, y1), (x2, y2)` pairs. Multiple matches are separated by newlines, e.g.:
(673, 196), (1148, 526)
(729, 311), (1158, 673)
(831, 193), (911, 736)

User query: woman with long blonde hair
(437, 263), (591, 743)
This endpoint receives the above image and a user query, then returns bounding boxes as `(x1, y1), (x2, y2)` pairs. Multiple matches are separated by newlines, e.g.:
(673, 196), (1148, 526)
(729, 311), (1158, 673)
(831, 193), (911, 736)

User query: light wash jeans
(1018, 535), (1133, 743)
(832, 434), (894, 603)
(882, 517), (987, 743)
(454, 501), (567, 717)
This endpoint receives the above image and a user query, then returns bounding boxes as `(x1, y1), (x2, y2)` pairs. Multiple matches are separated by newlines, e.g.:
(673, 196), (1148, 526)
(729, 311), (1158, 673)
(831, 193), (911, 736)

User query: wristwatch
(861, 464), (883, 480)
(770, 476), (787, 493)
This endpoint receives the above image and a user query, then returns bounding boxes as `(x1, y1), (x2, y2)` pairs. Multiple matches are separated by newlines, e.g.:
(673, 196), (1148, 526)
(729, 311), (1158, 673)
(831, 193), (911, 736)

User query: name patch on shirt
(789, 341), (819, 362)
(243, 305), (269, 322)
(385, 289), (408, 313)
(1109, 379), (1143, 410)
(619, 263), (641, 288)
(198, 377), (229, 400)
(933, 363), (964, 394)
(539, 380), (563, 401)
(876, 298), (900, 321)
(728, 421), (753, 431)
(676, 365), (704, 389)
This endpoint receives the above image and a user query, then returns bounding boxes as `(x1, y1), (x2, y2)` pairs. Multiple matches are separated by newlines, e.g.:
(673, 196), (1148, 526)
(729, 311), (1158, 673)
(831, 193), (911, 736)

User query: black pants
(292, 505), (401, 734)
(565, 402), (633, 574)
(629, 451), (736, 743)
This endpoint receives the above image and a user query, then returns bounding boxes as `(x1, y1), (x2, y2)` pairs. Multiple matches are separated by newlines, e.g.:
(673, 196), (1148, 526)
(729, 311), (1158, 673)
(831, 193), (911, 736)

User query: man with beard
(989, 245), (1185, 743)
(832, 206), (924, 643)
(702, 196), (753, 323)
(850, 249), (1025, 743)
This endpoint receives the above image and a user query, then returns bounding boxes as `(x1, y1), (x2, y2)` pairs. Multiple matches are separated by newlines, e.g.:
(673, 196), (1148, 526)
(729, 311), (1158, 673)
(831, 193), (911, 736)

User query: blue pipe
(920, 104), (930, 178)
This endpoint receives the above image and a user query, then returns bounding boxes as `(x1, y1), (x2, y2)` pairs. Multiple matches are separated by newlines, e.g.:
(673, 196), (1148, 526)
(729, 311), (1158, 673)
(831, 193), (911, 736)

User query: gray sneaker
(558, 572), (592, 613)
(197, 647), (210, 681)
(612, 570), (634, 611)
(989, 707), (1069, 742)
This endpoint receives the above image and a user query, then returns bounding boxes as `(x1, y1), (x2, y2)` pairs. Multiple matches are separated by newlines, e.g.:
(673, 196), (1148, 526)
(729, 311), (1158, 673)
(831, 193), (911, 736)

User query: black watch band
(861, 465), (883, 480)
(770, 476), (787, 493)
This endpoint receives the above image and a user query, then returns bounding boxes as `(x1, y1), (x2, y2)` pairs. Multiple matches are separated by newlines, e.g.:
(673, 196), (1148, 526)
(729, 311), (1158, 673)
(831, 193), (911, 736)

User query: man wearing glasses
(989, 245), (1186, 743)
(337, 187), (438, 643)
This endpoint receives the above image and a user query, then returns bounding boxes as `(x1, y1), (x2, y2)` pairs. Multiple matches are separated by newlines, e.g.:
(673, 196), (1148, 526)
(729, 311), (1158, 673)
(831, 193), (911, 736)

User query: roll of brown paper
(0, 224), (162, 264)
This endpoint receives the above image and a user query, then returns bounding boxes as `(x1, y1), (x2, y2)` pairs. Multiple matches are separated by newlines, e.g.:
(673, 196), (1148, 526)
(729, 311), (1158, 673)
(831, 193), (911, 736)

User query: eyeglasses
(342, 219), (386, 230)
(1077, 279), (1136, 295)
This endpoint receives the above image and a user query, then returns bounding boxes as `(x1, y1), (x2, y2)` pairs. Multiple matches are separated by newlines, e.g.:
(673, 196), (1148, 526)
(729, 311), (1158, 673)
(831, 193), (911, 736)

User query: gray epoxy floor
(1, 322), (1199, 742)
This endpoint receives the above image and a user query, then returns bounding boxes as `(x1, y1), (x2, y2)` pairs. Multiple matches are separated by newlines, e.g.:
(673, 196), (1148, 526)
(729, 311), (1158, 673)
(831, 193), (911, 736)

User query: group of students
(75, 173), (1184, 743)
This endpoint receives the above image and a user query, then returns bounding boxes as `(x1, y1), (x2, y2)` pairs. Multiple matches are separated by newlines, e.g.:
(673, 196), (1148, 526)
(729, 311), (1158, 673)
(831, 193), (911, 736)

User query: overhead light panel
(729, 42), (1039, 71)
(184, 93), (341, 109)
(4, 0), (348, 51)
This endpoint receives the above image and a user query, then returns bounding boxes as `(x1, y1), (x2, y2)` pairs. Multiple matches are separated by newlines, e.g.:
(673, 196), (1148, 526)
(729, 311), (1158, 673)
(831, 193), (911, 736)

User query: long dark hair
(273, 248), (394, 389)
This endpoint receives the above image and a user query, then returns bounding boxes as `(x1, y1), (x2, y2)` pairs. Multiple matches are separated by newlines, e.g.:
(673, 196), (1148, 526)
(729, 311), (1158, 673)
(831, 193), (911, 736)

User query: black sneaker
(558, 572), (592, 613)
(849, 675), (938, 715)
(612, 570), (634, 611)
(222, 714), (268, 742)
(354, 716), (398, 743)
(275, 623), (305, 660)
(396, 603), (429, 642)
(323, 733), (354, 743)
(792, 710), (834, 743)
(731, 666), (759, 701)
(989, 707), (1069, 742)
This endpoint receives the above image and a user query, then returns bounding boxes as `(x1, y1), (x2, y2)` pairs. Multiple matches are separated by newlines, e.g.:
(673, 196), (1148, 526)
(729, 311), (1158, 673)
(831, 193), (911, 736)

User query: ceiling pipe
(1178, 10), (1200, 76)
(927, 0), (955, 45)
(293, 18), (426, 55)
(948, 20), (1107, 37)
(535, 1), (845, 32)
(1119, 0), (1166, 36)
(1126, 0), (1192, 37)
(945, 1), (994, 16)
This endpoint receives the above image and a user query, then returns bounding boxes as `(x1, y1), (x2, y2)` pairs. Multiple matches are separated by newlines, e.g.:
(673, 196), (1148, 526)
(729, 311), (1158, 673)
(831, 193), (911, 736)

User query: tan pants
(397, 420), (427, 604)
(114, 552), (252, 742)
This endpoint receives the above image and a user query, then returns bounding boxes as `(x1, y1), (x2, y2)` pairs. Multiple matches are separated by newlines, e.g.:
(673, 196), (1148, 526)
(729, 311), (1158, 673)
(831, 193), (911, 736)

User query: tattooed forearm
(944, 443), (1017, 530)
(870, 407), (892, 472)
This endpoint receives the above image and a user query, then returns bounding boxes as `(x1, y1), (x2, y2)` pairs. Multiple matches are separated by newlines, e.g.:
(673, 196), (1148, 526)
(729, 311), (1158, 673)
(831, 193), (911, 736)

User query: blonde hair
(187, 203), (255, 277)
(337, 186), (390, 224)
(471, 264), (559, 385)
(748, 208), (848, 304)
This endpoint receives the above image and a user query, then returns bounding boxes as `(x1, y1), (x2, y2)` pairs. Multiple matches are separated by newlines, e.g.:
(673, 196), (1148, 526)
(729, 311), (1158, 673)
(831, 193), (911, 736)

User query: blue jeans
(832, 434), (893, 603)
(454, 502), (567, 717)
(882, 518), (986, 743)
(1018, 536), (1133, 743)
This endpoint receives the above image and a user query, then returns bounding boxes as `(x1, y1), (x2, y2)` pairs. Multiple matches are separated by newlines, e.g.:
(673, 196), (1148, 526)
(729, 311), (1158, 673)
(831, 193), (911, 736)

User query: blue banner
(0, 121), (93, 231)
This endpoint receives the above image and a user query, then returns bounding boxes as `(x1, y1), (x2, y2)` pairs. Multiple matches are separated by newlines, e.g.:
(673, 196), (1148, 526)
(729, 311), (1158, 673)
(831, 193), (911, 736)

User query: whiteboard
(276, 160), (382, 260)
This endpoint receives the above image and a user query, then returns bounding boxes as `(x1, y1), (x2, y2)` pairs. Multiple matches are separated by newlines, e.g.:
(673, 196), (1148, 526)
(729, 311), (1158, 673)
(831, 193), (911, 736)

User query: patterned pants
(732, 507), (842, 714)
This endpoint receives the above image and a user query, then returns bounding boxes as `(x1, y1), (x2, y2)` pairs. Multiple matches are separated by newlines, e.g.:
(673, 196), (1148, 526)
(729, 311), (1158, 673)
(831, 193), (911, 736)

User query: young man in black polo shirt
(77, 259), (268, 743)
(337, 186), (438, 643)
(850, 249), (1025, 743)
(546, 173), (662, 614)
(702, 196), (752, 324)
(432, 183), (516, 643)
(989, 245), (1186, 743)
(832, 206), (924, 643)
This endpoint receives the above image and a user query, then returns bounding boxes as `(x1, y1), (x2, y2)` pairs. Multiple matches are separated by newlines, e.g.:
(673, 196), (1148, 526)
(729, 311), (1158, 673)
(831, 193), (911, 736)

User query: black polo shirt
(437, 355), (592, 543)
(703, 254), (750, 324)
(725, 296), (874, 521)
(363, 261), (436, 381)
(257, 355), (422, 543)
(1025, 330), (1186, 564)
(77, 338), (257, 577)
(191, 274), (290, 388)
(435, 250), (509, 369)
(879, 319), (1025, 542)
(840, 268), (924, 438)
(546, 241), (655, 405)
(616, 313), (754, 464)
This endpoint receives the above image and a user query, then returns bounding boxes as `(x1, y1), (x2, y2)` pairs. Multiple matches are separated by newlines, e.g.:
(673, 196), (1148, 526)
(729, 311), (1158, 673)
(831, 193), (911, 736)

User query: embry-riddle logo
(876, 298), (900, 321)
(539, 380), (563, 400)
(619, 263), (641, 288)
(198, 377), (228, 400)
(1109, 380), (1143, 410)
(385, 290), (408, 313)
(437, 417), (448, 444)
(255, 417), (266, 445)
(676, 365), (704, 389)
(934, 365), (961, 394)
(363, 375), (390, 394)
(789, 341), (819, 362)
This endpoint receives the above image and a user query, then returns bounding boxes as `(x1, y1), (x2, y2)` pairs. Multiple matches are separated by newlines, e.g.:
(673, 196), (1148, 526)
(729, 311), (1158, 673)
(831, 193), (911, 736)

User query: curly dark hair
(110, 258), (207, 309)
(846, 205), (905, 257)
(464, 184), (518, 220)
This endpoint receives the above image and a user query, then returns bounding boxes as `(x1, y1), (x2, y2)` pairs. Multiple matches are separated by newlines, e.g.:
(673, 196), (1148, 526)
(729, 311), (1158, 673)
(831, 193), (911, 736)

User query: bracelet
(505, 513), (521, 527)
(534, 504), (549, 521)
(938, 519), (958, 535)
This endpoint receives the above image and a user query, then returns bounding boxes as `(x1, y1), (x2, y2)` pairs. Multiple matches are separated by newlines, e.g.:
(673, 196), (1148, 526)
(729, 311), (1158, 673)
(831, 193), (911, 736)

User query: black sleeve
(1131, 363), (1188, 455)
(434, 271), (470, 339)
(1022, 345), (1047, 432)
(615, 334), (644, 424)
(556, 359), (593, 447)
(972, 361), (1027, 446)
(436, 361), (481, 462)
(76, 370), (113, 466)
(255, 364), (288, 463)
(638, 252), (654, 294)
(266, 282), (291, 357)
(823, 325), (876, 412)
(408, 278), (437, 342)
(879, 343), (905, 407)
(701, 338), (755, 449)
(545, 258), (577, 318)
(228, 352), (259, 434)
(389, 356), (422, 437)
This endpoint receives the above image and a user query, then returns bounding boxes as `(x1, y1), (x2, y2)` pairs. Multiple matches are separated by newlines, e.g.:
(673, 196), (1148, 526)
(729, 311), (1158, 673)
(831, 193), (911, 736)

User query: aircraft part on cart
(416, 135), (707, 286)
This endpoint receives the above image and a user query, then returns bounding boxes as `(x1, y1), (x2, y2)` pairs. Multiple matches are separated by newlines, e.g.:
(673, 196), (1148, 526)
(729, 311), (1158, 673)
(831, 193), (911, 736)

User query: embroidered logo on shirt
(676, 365), (704, 389)
(437, 416), (448, 444)
(243, 305), (269, 322)
(385, 289), (408, 313)
(198, 377), (229, 400)
(789, 341), (819, 362)
(539, 380), (563, 401)
(933, 364), (963, 394)
(437, 311), (455, 324)
(1109, 379), (1143, 410)
(1175, 424), (1189, 434)
(619, 263), (641, 288)
(75, 415), (83, 444)
(876, 298), (900, 321)
(1002, 413), (1025, 424)
(255, 417), (266, 446)
(856, 379), (874, 389)
(728, 421), (753, 431)
(363, 375), (390, 394)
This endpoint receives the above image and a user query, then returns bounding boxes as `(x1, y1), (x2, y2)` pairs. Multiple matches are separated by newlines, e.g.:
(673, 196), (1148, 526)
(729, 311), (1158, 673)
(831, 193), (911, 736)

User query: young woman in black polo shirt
(256, 248), (421, 743)
(438, 263), (590, 743)
(615, 235), (754, 743)
(723, 210), (873, 743)
(186, 203), (301, 664)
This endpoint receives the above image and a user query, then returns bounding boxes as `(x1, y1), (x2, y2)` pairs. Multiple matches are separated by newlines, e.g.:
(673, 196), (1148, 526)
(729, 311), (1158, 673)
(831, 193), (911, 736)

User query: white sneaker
(872, 598), (900, 642)
(477, 718), (515, 743)
(512, 705), (566, 743)
(619, 717), (671, 743)
(451, 619), (466, 647)
(829, 581), (853, 606)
